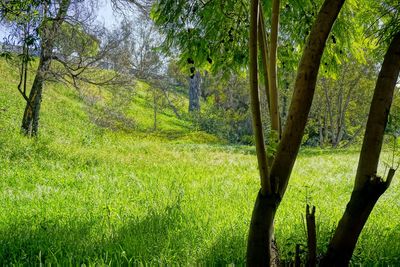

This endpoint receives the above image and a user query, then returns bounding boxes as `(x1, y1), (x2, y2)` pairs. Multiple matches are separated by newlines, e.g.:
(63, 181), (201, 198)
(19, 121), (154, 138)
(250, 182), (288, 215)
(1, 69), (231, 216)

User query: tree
(152, 0), (400, 265)
(0, 0), (130, 137)
(247, 0), (347, 264)
(321, 7), (400, 264)
(152, 0), (344, 263)
(0, 0), (72, 136)
(309, 59), (375, 148)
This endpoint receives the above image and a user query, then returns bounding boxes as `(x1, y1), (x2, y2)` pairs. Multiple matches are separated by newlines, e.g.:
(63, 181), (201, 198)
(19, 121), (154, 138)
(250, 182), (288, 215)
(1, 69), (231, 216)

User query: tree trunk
(153, 91), (157, 131)
(322, 31), (400, 266)
(161, 87), (181, 119)
(306, 205), (317, 267)
(246, 0), (345, 265)
(21, 56), (50, 136)
(258, 7), (271, 114)
(248, 0), (270, 196)
(269, 0), (281, 136)
(189, 71), (201, 112)
(318, 114), (324, 148)
(323, 79), (335, 146)
(247, 191), (279, 266)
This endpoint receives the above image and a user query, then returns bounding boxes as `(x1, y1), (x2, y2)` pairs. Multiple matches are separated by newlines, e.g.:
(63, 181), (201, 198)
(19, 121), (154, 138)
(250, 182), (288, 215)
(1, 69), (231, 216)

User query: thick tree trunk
(322, 32), (400, 266)
(321, 171), (394, 266)
(306, 205), (317, 267)
(189, 71), (201, 112)
(247, 191), (279, 266)
(246, 0), (345, 265)
(21, 56), (50, 136)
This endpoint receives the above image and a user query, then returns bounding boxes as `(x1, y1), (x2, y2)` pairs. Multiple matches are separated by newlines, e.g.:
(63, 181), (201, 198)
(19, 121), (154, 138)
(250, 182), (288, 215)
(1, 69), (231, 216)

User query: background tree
(0, 0), (131, 137)
(1, 0), (71, 136)
(307, 58), (376, 148)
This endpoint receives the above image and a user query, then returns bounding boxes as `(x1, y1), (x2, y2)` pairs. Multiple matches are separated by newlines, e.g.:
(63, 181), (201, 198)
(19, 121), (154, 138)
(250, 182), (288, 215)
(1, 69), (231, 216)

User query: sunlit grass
(0, 59), (399, 265)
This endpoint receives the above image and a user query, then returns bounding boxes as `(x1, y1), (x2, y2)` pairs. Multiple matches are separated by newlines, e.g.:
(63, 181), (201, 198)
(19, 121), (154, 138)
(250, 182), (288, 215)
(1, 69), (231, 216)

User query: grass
(0, 59), (399, 265)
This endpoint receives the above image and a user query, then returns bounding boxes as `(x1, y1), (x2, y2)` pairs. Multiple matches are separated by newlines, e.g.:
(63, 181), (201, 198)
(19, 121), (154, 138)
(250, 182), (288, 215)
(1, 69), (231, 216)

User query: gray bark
(189, 71), (201, 112)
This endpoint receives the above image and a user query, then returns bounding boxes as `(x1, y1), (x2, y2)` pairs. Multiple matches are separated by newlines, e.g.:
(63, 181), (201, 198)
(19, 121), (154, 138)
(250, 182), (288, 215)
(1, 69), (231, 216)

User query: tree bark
(188, 71), (201, 112)
(269, 0), (281, 136)
(322, 31), (400, 266)
(247, 0), (270, 196)
(21, 50), (51, 136)
(247, 191), (279, 266)
(258, 6), (271, 114)
(306, 205), (316, 267)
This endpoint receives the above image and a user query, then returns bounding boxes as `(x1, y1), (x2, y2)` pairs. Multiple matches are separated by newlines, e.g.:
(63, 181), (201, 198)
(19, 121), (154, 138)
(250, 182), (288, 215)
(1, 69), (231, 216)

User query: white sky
(0, 24), (10, 41)
(96, 0), (121, 30)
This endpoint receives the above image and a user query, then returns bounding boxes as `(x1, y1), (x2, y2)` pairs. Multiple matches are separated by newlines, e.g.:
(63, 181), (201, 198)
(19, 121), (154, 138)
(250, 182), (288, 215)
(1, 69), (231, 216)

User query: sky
(96, 0), (122, 30)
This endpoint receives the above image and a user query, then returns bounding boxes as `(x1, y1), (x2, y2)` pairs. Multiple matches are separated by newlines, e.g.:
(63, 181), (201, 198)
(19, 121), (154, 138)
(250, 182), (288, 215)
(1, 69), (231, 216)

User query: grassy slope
(0, 60), (399, 265)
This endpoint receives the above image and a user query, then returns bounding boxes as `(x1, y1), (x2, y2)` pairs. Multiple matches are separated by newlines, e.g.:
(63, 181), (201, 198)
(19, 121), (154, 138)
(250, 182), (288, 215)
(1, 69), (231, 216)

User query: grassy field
(0, 60), (399, 265)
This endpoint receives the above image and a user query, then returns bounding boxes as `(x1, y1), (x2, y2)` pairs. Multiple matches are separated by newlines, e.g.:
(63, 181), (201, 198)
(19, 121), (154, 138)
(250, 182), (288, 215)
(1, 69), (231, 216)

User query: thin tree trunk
(269, 0), (281, 136)
(324, 108), (329, 145)
(322, 78), (334, 145)
(161, 85), (181, 119)
(335, 72), (362, 147)
(246, 0), (345, 265)
(322, 31), (400, 266)
(247, 0), (270, 196)
(319, 113), (324, 148)
(153, 91), (157, 131)
(333, 70), (346, 147)
(258, 6), (271, 113)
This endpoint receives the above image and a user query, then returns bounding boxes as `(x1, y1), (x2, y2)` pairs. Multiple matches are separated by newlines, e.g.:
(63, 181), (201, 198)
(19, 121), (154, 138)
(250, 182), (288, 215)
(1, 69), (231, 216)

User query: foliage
(305, 57), (377, 147)
(55, 23), (100, 59)
(151, 0), (249, 74)
(192, 71), (254, 144)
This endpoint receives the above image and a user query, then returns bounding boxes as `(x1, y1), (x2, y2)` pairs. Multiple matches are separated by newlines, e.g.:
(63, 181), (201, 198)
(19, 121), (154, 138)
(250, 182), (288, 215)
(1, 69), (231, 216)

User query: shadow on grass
(107, 201), (190, 264)
(198, 231), (247, 265)
(0, 216), (99, 265)
(0, 200), (198, 265)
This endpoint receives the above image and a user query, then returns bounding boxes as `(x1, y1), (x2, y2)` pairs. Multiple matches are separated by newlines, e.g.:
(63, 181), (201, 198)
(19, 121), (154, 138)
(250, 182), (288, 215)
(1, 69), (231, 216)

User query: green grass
(0, 59), (399, 265)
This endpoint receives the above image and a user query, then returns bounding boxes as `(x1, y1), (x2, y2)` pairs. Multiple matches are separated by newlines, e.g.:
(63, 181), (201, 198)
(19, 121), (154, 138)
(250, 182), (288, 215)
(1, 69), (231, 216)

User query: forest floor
(0, 60), (399, 265)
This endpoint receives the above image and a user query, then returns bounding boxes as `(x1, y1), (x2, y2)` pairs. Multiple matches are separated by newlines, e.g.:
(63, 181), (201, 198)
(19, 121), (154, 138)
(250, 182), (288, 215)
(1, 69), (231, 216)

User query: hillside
(0, 60), (399, 265)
